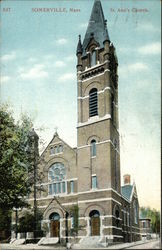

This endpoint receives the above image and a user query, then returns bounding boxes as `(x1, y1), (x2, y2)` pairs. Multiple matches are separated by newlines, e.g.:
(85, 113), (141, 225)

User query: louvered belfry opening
(89, 88), (98, 117)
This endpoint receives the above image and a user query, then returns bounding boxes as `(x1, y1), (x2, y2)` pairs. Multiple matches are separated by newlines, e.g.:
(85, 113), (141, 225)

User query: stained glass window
(48, 163), (66, 195)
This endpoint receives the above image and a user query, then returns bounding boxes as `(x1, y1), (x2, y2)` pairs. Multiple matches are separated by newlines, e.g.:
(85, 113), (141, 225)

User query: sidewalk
(0, 239), (160, 250)
(0, 243), (66, 250)
(105, 239), (159, 249)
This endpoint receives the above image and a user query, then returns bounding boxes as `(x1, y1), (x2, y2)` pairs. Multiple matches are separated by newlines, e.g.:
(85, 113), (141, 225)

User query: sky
(0, 0), (161, 210)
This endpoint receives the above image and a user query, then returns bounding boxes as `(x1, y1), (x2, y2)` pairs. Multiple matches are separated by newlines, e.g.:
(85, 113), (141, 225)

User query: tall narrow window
(71, 216), (74, 228)
(91, 50), (96, 67)
(50, 147), (54, 155)
(62, 182), (66, 193)
(89, 88), (98, 117)
(134, 200), (138, 224)
(114, 143), (118, 190)
(111, 94), (114, 122)
(92, 175), (97, 189)
(91, 139), (96, 157)
(70, 181), (74, 193)
(49, 184), (52, 195)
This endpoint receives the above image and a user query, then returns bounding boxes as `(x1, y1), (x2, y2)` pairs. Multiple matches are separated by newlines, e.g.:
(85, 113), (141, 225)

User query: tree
(140, 206), (160, 234)
(0, 208), (12, 239)
(17, 209), (43, 235)
(69, 205), (84, 238)
(0, 104), (34, 210)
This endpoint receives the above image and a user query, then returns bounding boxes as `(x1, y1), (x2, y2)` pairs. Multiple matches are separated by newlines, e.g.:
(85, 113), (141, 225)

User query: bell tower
(76, 0), (121, 194)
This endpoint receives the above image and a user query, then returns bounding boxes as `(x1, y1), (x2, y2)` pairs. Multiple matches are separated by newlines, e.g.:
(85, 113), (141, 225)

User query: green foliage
(140, 206), (160, 233)
(17, 209), (43, 233)
(69, 205), (84, 237)
(0, 208), (11, 232)
(0, 104), (37, 209)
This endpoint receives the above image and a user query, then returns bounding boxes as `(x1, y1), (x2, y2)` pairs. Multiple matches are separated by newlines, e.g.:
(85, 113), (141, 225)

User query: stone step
(10, 239), (26, 245)
(37, 237), (59, 245)
(72, 236), (107, 249)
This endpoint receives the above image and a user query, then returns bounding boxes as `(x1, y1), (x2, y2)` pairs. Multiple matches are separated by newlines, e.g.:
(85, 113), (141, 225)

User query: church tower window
(91, 139), (96, 157)
(89, 88), (98, 117)
(91, 50), (96, 67)
(92, 175), (97, 189)
(111, 93), (114, 122)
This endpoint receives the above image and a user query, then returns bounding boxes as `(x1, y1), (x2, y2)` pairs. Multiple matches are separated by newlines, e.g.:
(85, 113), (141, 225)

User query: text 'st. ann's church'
(26, 0), (140, 246)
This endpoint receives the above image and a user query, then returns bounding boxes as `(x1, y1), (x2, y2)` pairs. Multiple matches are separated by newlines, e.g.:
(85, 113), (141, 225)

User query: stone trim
(77, 114), (111, 128)
(78, 197), (121, 205)
(78, 86), (111, 99)
(28, 187), (122, 201)
(102, 226), (122, 231)
(82, 72), (105, 82)
(36, 177), (78, 187)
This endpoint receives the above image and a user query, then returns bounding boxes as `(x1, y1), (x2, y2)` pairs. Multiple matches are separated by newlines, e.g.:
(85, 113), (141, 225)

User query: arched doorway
(49, 212), (60, 238)
(89, 210), (100, 236)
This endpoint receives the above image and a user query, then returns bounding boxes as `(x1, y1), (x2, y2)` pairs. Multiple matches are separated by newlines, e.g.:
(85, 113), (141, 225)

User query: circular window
(48, 163), (66, 182)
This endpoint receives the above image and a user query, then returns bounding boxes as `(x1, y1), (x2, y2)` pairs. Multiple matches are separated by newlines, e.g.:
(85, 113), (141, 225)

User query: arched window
(114, 205), (120, 227)
(89, 88), (98, 117)
(48, 163), (66, 195)
(49, 212), (60, 221)
(58, 145), (63, 153)
(50, 147), (54, 155)
(111, 94), (114, 122)
(114, 146), (118, 190)
(91, 139), (96, 157)
(91, 50), (96, 67)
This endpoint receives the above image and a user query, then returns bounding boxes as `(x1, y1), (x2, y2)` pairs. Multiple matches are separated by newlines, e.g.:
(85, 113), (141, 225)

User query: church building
(27, 0), (141, 246)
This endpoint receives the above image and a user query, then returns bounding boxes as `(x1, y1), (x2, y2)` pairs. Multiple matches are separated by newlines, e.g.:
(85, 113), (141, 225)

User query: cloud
(137, 23), (160, 33)
(1, 76), (10, 83)
(119, 62), (148, 75)
(65, 55), (75, 62)
(58, 72), (75, 82)
(56, 38), (68, 45)
(79, 22), (88, 29)
(138, 42), (161, 55)
(1, 52), (16, 62)
(20, 64), (48, 80)
(27, 57), (38, 63)
(54, 61), (66, 67)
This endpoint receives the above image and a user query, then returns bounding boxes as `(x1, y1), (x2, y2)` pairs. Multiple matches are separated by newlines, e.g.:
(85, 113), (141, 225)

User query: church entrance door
(49, 212), (60, 238)
(89, 210), (100, 236)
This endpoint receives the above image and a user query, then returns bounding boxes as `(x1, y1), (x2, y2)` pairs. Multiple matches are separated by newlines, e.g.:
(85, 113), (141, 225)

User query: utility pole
(29, 128), (39, 239)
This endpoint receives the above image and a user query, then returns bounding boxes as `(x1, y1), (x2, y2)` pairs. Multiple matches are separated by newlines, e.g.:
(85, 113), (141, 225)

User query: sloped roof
(40, 132), (75, 158)
(82, 0), (110, 56)
(121, 185), (133, 201)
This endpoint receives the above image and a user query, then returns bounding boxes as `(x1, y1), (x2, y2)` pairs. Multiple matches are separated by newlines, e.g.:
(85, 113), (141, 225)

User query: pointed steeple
(82, 0), (110, 56)
(76, 35), (83, 55)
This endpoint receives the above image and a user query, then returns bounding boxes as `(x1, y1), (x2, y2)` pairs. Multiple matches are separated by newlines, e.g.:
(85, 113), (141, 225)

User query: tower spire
(76, 35), (83, 55)
(82, 0), (110, 56)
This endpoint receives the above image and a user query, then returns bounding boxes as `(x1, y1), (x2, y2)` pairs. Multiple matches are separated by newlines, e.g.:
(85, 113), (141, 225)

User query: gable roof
(40, 132), (75, 158)
(121, 184), (133, 201)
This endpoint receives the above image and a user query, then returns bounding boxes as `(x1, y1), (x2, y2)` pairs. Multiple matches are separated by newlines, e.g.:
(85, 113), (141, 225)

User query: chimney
(123, 174), (131, 185)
